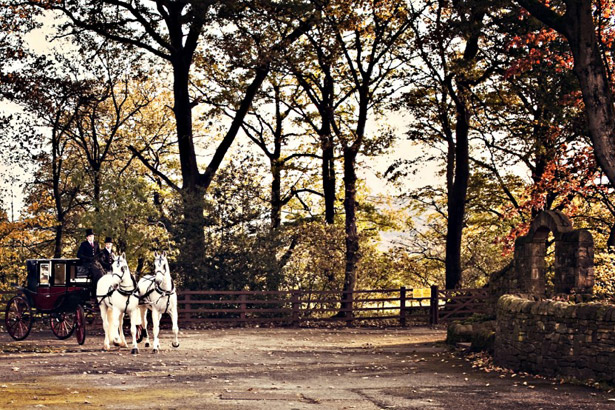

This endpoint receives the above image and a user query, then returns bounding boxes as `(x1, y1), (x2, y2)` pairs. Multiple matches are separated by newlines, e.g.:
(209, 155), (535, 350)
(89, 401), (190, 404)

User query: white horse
(96, 253), (141, 354)
(136, 251), (179, 353)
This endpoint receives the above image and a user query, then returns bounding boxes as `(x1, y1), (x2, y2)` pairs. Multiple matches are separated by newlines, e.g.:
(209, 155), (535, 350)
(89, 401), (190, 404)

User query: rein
(136, 275), (157, 301)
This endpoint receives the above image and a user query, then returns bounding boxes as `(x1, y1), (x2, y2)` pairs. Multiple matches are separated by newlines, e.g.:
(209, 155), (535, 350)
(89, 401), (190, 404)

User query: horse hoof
(152, 349), (158, 354)
(131, 348), (139, 355)
(145, 342), (150, 348)
(172, 342), (179, 348)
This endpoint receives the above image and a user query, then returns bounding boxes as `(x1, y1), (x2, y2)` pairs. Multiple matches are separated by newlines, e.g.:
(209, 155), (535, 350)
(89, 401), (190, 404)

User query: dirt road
(0, 326), (613, 409)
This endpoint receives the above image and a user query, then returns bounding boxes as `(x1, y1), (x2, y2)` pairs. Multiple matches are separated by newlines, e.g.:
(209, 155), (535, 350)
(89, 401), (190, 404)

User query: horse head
(111, 252), (132, 289)
(153, 251), (170, 285)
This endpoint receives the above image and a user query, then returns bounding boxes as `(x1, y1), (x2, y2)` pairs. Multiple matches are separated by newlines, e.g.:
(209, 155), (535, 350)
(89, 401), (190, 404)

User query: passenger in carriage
(76, 228), (105, 298)
(100, 237), (114, 274)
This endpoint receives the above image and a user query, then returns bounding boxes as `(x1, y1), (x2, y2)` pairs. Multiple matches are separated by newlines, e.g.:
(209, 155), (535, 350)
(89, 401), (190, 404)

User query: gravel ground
(0, 325), (614, 409)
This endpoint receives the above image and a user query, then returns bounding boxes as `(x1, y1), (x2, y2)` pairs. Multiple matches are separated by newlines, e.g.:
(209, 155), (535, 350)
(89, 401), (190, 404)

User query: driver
(76, 228), (105, 298)
(100, 237), (114, 274)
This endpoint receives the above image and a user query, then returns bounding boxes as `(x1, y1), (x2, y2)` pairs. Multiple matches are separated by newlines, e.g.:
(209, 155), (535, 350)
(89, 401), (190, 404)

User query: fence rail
(0, 286), (488, 327)
(177, 286), (487, 326)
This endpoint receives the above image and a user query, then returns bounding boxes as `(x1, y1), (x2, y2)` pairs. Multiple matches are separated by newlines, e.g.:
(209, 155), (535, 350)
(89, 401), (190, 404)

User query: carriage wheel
(4, 296), (33, 341)
(74, 305), (86, 345)
(50, 309), (77, 340)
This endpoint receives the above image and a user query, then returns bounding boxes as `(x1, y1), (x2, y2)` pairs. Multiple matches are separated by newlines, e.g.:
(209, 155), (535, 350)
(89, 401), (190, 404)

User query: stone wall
(495, 295), (615, 384)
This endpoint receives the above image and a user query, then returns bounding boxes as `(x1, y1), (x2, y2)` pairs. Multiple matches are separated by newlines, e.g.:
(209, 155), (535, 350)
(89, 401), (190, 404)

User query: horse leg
(130, 310), (139, 354)
(151, 309), (161, 353)
(118, 312), (128, 347)
(140, 306), (151, 347)
(100, 304), (111, 351)
(171, 306), (179, 348)
(110, 308), (123, 347)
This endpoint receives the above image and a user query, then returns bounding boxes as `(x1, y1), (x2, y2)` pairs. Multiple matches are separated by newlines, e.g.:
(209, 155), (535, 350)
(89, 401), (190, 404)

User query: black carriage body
(24, 259), (90, 313)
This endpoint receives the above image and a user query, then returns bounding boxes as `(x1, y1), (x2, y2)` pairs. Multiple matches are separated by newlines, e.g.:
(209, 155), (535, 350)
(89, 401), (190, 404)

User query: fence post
(183, 292), (192, 322)
(239, 293), (247, 325)
(291, 290), (300, 327)
(399, 286), (407, 327)
(429, 285), (439, 325)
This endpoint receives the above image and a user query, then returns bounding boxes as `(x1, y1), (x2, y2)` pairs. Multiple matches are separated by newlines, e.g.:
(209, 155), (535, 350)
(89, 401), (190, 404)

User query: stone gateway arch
(511, 210), (594, 296)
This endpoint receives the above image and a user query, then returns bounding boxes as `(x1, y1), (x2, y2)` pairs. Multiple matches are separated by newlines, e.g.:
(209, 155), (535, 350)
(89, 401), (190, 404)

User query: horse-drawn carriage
(4, 258), (89, 345)
(4, 253), (179, 353)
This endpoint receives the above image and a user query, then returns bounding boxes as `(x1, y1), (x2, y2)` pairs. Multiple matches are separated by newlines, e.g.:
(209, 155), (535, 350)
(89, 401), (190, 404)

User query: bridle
(112, 258), (137, 295)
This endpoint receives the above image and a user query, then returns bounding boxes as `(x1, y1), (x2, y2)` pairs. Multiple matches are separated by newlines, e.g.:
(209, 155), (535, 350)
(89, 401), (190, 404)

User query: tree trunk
(172, 57), (206, 278)
(270, 84), (283, 230)
(565, 3), (615, 188)
(93, 167), (101, 213)
(445, 100), (470, 289)
(52, 132), (64, 258)
(271, 158), (282, 229)
(179, 187), (207, 282)
(172, 59), (200, 191)
(53, 222), (63, 258)
(339, 79), (369, 318)
(322, 135), (336, 225)
(322, 73), (336, 225)
(340, 145), (359, 318)
(443, 4), (485, 289)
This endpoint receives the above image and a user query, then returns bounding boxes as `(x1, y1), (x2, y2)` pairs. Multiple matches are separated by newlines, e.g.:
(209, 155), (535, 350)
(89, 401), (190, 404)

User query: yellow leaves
(593, 251), (615, 300)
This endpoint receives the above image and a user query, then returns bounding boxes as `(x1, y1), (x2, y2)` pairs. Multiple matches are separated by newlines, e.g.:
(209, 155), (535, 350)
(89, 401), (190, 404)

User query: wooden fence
(1, 286), (489, 327)
(178, 285), (488, 326)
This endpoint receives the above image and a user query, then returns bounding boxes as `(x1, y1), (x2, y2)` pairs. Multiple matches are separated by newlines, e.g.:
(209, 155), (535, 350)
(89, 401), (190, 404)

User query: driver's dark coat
(100, 248), (113, 272)
(76, 240), (100, 264)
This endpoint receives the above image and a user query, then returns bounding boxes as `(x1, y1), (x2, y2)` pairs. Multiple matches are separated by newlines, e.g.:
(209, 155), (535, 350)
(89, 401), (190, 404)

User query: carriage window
(39, 262), (51, 286)
(68, 265), (76, 281)
(54, 263), (67, 285)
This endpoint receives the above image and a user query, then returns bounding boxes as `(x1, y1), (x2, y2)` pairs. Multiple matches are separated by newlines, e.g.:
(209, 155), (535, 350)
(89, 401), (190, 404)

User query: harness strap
(96, 287), (116, 306)
(135, 276), (157, 304)
(154, 280), (176, 314)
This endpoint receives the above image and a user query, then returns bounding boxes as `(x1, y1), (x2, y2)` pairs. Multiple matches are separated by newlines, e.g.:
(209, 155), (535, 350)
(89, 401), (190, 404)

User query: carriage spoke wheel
(4, 296), (33, 341)
(75, 305), (86, 345)
(50, 309), (77, 340)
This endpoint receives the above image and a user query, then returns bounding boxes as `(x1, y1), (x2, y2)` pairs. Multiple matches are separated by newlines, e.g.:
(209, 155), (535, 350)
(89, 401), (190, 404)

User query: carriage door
(33, 261), (56, 310)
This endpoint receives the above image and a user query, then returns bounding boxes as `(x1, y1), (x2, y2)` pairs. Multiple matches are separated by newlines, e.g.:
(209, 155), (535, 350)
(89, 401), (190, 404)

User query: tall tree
(401, 0), (489, 288)
(286, 21), (342, 225)
(312, 0), (412, 313)
(1, 60), (90, 257)
(240, 77), (316, 230)
(15, 0), (317, 277)
(515, 0), (615, 188)
(67, 51), (154, 211)
(465, 8), (591, 246)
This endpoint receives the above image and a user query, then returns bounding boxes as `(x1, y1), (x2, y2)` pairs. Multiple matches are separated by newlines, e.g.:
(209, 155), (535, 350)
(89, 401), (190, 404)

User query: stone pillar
(528, 239), (547, 295)
(555, 230), (594, 294)
(514, 236), (546, 296)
